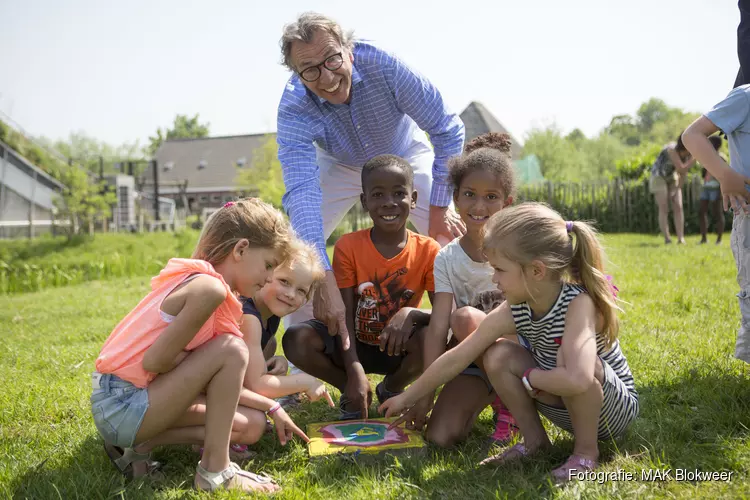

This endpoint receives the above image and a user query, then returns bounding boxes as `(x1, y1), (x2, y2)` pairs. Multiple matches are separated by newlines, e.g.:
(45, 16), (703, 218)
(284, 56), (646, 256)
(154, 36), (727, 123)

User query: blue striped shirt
(276, 41), (465, 268)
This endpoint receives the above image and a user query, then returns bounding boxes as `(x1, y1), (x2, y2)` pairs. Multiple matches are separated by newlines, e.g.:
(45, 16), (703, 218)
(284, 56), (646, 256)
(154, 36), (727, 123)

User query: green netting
(513, 154), (545, 184)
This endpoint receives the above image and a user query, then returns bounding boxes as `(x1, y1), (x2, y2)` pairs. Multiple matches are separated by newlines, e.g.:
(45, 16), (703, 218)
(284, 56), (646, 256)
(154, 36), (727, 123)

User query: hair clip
(565, 221), (573, 233)
(223, 201), (235, 208)
(606, 274), (619, 299)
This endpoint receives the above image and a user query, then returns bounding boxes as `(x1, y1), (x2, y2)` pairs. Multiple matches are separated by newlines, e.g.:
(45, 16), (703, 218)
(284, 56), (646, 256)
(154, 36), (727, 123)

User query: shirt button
(365, 143), (369, 147)
(357, 125), (361, 129)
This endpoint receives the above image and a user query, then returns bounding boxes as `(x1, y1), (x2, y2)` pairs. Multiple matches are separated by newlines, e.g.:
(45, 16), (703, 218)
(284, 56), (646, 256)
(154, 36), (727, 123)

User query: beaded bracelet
(267, 402), (282, 416)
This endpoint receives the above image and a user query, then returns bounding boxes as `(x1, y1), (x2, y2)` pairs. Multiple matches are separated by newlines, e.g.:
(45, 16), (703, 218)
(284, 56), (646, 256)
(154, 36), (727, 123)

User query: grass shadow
(613, 370), (750, 472)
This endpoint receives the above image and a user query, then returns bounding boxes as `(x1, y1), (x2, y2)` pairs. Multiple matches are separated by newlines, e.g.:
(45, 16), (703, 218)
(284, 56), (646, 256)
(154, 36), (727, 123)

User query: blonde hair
(192, 198), (291, 266)
(279, 237), (326, 298)
(482, 202), (620, 346)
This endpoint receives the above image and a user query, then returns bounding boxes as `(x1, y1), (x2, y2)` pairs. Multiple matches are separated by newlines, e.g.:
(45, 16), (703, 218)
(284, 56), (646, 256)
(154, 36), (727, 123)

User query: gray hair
(280, 12), (355, 70)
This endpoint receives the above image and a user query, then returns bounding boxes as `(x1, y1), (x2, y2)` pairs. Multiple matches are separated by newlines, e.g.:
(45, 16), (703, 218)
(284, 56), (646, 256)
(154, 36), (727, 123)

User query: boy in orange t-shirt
(283, 155), (440, 419)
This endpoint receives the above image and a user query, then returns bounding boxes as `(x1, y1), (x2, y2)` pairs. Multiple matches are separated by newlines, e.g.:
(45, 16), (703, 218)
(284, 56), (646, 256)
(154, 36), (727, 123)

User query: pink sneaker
(490, 397), (519, 444)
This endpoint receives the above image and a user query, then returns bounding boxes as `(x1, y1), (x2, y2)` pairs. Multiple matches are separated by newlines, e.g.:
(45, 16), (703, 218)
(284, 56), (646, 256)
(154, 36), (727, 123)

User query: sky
(0, 0), (740, 149)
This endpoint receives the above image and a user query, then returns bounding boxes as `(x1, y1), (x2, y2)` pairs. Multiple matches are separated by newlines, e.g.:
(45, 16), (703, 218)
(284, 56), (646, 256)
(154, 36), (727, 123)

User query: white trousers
(285, 139), (437, 329)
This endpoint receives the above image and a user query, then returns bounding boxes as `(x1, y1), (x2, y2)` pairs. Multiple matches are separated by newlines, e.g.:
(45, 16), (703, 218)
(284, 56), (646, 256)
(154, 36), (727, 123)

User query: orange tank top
(95, 258), (243, 388)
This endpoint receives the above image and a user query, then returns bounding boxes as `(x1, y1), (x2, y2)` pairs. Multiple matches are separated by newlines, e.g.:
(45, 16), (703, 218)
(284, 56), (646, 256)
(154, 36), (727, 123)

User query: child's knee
(404, 325), (427, 354)
(232, 409), (267, 444)
(212, 334), (249, 367)
(482, 340), (518, 374)
(425, 412), (468, 448)
(425, 425), (462, 448)
(282, 324), (321, 361)
(450, 307), (483, 341)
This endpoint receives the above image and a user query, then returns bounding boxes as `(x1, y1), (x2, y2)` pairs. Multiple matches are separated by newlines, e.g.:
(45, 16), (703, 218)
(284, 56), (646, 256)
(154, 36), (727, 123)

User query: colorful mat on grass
(307, 417), (426, 456)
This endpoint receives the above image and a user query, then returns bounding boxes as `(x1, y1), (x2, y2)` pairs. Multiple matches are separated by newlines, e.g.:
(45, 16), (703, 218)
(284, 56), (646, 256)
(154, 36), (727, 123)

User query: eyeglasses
(298, 52), (344, 82)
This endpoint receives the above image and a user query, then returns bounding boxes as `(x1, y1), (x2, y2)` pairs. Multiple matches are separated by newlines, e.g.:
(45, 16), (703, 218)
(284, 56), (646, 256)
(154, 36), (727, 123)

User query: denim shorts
(700, 187), (721, 202)
(90, 372), (150, 448)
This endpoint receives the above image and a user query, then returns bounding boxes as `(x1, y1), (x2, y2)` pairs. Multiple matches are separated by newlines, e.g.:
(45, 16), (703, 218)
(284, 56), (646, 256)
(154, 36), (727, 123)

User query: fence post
(152, 159), (160, 222)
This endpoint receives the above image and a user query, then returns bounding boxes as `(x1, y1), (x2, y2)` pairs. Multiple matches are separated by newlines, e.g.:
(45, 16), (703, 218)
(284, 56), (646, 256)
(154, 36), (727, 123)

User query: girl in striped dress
(380, 202), (639, 483)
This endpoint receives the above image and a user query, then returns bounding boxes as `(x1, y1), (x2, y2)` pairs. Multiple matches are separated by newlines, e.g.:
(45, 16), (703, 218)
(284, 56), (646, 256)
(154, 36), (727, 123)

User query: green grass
(1, 234), (750, 498)
(0, 231), (199, 294)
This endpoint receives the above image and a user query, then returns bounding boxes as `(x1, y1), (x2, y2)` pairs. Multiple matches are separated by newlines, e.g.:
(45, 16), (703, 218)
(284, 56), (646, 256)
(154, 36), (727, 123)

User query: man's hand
(428, 205), (465, 245)
(344, 365), (372, 419)
(717, 168), (750, 213)
(265, 356), (289, 376)
(313, 270), (351, 350)
(379, 308), (415, 356)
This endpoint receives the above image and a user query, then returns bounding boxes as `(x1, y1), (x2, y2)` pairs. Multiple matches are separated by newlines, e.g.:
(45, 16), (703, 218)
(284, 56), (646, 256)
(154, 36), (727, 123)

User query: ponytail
(569, 221), (620, 347)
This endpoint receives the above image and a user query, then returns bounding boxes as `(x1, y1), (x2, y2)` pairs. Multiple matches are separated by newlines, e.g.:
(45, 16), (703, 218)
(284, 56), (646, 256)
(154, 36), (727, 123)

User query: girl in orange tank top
(91, 198), (305, 495)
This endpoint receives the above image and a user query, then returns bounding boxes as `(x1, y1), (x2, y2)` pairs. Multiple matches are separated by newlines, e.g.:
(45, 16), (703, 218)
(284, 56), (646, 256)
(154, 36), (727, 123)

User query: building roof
(145, 133), (270, 192)
(459, 101), (523, 160)
(145, 103), (523, 192)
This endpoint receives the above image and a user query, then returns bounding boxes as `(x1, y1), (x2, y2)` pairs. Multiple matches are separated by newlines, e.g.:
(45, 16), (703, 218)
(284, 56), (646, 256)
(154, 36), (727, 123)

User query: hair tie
(565, 221), (573, 233)
(223, 201), (235, 208)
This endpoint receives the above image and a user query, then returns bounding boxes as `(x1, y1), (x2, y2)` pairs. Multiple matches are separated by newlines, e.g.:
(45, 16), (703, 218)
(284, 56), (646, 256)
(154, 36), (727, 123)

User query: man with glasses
(275, 12), (465, 415)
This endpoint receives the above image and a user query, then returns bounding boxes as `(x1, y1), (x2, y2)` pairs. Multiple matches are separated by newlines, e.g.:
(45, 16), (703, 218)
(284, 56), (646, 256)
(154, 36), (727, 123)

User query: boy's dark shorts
(303, 319), (404, 375)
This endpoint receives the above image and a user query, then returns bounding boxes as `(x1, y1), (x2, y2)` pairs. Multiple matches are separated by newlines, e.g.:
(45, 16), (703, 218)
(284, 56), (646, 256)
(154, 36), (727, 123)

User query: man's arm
(278, 102), (352, 348)
(277, 106), (330, 269)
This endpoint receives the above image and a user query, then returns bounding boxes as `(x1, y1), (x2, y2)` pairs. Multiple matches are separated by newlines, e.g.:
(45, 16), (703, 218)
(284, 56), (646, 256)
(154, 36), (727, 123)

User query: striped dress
(511, 283), (639, 439)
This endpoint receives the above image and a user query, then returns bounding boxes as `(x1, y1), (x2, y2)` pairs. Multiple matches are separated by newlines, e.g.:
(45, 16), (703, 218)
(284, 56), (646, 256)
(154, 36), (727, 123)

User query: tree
(606, 98), (700, 148)
(53, 165), (117, 238)
(522, 125), (588, 181)
(35, 132), (144, 176)
(566, 128), (586, 144)
(606, 115), (641, 146)
(148, 114), (210, 155)
(582, 133), (630, 179)
(236, 134), (285, 209)
(636, 98), (673, 134)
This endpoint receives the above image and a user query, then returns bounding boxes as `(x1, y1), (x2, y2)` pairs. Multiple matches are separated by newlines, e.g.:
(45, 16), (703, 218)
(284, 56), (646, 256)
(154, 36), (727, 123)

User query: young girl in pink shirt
(92, 198), (307, 495)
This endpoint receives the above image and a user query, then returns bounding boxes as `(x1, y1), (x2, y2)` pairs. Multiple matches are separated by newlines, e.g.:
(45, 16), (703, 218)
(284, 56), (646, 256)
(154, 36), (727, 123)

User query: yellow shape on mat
(307, 417), (426, 457)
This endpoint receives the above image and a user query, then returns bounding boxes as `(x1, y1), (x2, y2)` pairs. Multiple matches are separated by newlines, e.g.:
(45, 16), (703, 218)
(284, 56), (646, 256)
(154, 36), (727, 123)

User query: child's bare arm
(526, 294), (598, 397)
(142, 275), (225, 373)
(241, 314), (316, 398)
(339, 287), (362, 368)
(683, 117), (750, 211)
(384, 301), (515, 412)
(668, 148), (696, 173)
(421, 292), (453, 370)
(340, 286), (371, 418)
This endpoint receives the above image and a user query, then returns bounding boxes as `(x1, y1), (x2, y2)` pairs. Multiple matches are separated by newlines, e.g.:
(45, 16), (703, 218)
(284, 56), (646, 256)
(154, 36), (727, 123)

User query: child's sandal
(103, 442), (164, 480)
(550, 454), (598, 484)
(194, 461), (280, 494)
(480, 443), (532, 466)
(192, 443), (258, 462)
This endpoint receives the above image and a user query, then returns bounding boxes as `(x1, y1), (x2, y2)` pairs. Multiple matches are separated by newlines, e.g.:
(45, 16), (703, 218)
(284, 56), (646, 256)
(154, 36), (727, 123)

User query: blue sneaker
(375, 381), (403, 406)
(338, 395), (363, 420)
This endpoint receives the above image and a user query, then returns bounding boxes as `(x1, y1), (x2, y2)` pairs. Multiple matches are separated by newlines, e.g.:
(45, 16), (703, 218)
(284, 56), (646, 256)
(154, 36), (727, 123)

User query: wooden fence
(331, 176), (729, 242)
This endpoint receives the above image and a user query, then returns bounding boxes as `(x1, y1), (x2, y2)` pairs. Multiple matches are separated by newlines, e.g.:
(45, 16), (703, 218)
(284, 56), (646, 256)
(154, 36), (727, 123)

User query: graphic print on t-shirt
(471, 289), (506, 314)
(354, 267), (415, 345)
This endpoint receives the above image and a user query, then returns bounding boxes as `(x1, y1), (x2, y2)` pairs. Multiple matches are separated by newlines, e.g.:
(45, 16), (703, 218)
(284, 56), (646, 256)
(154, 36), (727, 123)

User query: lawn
(1, 233), (749, 499)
